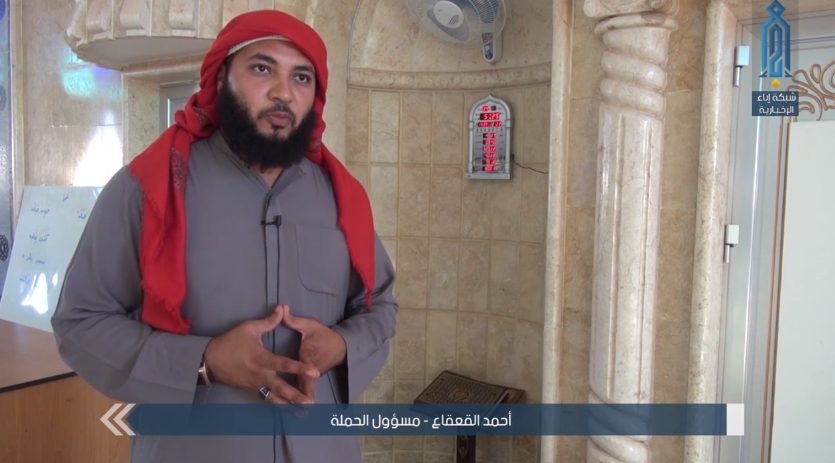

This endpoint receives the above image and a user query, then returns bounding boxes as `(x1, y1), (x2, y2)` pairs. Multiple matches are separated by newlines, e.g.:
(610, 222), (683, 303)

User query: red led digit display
(472, 103), (508, 175)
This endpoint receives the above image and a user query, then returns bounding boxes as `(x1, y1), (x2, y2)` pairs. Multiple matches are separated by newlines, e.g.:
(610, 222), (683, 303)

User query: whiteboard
(0, 186), (102, 332)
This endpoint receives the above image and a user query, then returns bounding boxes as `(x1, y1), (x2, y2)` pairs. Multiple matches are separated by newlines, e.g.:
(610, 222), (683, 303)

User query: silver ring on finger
(259, 386), (271, 401)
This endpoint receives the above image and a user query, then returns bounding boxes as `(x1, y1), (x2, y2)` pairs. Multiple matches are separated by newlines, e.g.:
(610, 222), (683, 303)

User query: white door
(767, 120), (835, 462)
(719, 9), (835, 463)
(159, 82), (200, 131)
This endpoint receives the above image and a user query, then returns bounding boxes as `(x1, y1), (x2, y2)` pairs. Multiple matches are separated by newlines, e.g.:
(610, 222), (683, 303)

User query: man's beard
(215, 81), (316, 171)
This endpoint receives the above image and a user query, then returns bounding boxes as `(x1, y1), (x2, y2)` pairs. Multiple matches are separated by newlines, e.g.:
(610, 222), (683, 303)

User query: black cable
(510, 154), (548, 175)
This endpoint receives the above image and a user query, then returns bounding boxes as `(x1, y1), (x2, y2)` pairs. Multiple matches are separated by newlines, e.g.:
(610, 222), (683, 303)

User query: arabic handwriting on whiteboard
(27, 231), (50, 242)
(0, 186), (104, 333)
(21, 252), (46, 265)
(30, 203), (51, 217)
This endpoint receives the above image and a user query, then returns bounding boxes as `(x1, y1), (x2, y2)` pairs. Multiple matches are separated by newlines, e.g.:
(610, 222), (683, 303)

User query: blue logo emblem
(760, 1), (791, 78)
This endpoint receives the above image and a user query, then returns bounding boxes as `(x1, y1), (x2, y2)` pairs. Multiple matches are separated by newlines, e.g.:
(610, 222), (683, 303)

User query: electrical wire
(510, 154), (548, 175)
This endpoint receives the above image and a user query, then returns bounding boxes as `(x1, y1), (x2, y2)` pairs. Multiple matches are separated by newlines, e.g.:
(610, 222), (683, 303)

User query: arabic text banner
(752, 91), (799, 117)
(122, 403), (744, 436)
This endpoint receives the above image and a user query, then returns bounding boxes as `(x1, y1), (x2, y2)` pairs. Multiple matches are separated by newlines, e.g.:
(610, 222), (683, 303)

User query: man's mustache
(258, 104), (296, 122)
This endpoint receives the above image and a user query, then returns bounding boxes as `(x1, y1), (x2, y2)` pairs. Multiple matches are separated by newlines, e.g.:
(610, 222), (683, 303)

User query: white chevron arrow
(115, 403), (136, 435)
(101, 403), (136, 436)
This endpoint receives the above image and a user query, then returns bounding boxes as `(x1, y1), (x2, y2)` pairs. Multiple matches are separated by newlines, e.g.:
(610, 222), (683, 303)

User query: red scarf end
(138, 282), (192, 335)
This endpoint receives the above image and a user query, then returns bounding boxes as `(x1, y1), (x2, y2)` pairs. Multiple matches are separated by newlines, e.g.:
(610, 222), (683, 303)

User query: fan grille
(406, 0), (506, 46)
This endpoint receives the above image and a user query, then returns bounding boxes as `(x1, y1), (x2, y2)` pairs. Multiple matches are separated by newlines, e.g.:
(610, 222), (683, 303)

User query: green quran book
(412, 370), (524, 419)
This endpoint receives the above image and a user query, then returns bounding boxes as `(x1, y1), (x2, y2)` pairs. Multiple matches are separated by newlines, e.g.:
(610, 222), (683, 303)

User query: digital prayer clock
(466, 95), (511, 180)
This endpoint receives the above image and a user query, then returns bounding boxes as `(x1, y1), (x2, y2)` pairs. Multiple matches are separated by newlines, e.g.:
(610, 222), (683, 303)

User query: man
(51, 10), (398, 463)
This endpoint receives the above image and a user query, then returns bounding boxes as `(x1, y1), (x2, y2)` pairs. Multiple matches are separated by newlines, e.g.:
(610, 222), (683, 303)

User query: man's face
(218, 39), (317, 139)
(214, 39), (318, 170)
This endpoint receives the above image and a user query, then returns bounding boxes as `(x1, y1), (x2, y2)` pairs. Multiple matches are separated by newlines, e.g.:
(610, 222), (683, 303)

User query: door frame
(159, 81), (200, 130)
(717, 9), (835, 463)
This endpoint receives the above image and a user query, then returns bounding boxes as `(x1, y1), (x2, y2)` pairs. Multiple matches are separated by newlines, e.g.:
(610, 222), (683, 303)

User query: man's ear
(216, 65), (226, 88)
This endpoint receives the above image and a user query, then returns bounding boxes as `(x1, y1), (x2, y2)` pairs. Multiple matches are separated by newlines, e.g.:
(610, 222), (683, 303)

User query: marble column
(685, 2), (737, 463)
(541, 0), (573, 462)
(582, 1), (678, 463)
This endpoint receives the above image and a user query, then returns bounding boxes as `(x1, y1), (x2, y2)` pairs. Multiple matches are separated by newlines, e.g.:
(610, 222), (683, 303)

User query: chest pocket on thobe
(295, 224), (352, 327)
(295, 224), (353, 405)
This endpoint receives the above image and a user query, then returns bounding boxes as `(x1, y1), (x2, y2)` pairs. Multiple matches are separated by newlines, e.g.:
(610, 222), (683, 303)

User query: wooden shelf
(0, 375), (129, 463)
(0, 319), (74, 393)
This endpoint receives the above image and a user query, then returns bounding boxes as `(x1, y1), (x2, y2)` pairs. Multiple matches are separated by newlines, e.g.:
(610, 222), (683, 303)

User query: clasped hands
(203, 304), (347, 405)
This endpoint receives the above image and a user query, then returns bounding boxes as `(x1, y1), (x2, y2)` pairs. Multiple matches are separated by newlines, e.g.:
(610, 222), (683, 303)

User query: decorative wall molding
(788, 60), (835, 120)
(65, 0), (307, 69)
(121, 55), (204, 81)
(346, 63), (552, 91)
(583, 1), (678, 462)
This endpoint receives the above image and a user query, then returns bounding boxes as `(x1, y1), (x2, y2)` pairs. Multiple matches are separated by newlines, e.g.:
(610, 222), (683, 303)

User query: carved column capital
(584, 0), (679, 18)
(66, 0), (88, 49)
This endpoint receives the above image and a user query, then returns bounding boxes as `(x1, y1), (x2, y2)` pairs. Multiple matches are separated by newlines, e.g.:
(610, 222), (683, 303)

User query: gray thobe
(51, 132), (398, 463)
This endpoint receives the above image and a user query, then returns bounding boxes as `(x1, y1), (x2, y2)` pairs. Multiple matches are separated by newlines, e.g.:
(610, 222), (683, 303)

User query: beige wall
(347, 0), (552, 461)
(21, 0), (124, 188)
(347, 85), (549, 463)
